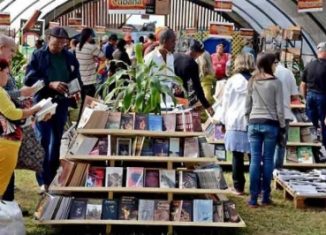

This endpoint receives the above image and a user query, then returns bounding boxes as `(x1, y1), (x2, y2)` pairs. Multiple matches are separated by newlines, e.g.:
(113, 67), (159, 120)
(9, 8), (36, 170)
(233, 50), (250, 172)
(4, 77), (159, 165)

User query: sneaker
(38, 185), (47, 195)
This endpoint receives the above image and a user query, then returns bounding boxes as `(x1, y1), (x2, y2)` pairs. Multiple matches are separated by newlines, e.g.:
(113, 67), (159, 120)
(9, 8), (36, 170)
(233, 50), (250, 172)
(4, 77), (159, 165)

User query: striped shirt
(76, 42), (104, 85)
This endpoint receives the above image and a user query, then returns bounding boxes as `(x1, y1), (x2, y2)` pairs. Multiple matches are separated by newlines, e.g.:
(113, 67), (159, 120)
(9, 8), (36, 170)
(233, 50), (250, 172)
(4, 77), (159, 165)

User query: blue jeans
(306, 91), (326, 147)
(35, 100), (69, 186)
(248, 123), (279, 204)
(274, 120), (290, 169)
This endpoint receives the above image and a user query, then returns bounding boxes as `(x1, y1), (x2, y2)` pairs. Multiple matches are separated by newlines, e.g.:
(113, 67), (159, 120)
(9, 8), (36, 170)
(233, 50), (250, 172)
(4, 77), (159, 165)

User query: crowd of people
(0, 25), (325, 214)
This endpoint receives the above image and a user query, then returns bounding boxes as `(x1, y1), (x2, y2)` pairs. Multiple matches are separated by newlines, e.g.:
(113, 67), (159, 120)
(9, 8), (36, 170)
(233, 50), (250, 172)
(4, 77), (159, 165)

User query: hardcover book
(171, 200), (192, 222)
(138, 199), (155, 221)
(98, 137), (108, 155)
(102, 199), (119, 220)
(154, 200), (170, 221)
(120, 113), (135, 130)
(105, 167), (123, 187)
(144, 169), (160, 187)
(86, 199), (102, 220)
(159, 169), (176, 188)
(67, 78), (81, 95)
(134, 114), (148, 130)
(116, 138), (132, 156)
(191, 111), (202, 132)
(179, 171), (198, 189)
(153, 138), (169, 156)
(162, 113), (176, 131)
(288, 127), (301, 142)
(193, 199), (213, 222)
(69, 198), (88, 219)
(126, 167), (144, 187)
(140, 138), (154, 156)
(169, 138), (180, 157)
(85, 167), (105, 187)
(297, 146), (313, 164)
(183, 137), (199, 158)
(215, 145), (226, 161)
(119, 196), (138, 220)
(148, 114), (163, 131)
(106, 112), (121, 129)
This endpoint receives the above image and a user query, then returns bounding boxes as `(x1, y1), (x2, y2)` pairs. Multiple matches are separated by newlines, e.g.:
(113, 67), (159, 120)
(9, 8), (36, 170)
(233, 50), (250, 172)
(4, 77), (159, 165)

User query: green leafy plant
(11, 50), (27, 89)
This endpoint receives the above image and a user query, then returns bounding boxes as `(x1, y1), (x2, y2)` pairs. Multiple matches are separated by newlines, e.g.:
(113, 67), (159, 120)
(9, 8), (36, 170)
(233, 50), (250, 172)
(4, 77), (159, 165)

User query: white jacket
(220, 73), (248, 131)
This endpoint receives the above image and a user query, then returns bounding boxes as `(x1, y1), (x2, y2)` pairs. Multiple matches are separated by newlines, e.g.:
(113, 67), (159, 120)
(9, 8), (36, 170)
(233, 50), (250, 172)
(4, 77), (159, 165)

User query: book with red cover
(85, 167), (105, 187)
(144, 169), (159, 187)
(51, 159), (76, 187)
(126, 167), (144, 187)
(191, 111), (202, 132)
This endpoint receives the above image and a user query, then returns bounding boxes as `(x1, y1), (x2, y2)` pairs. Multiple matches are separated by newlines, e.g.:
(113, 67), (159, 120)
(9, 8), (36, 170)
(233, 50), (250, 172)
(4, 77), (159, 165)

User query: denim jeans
(35, 100), (69, 186)
(306, 91), (326, 147)
(274, 120), (290, 169)
(248, 123), (279, 204)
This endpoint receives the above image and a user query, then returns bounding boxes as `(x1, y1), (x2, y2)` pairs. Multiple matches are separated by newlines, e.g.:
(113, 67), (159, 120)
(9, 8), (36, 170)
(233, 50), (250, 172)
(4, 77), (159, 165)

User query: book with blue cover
(102, 199), (118, 220)
(141, 138), (153, 156)
(193, 199), (213, 222)
(148, 114), (162, 131)
(153, 138), (169, 156)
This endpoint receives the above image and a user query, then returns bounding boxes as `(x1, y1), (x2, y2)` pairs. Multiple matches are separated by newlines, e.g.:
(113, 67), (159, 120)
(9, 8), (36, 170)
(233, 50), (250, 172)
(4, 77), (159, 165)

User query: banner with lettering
(298, 0), (323, 13)
(239, 28), (255, 39)
(108, 0), (146, 14)
(0, 12), (10, 27)
(214, 0), (232, 12)
(209, 22), (234, 39)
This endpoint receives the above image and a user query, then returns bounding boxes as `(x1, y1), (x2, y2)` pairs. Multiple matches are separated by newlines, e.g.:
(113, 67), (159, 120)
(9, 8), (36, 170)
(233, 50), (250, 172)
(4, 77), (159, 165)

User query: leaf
(123, 84), (135, 112)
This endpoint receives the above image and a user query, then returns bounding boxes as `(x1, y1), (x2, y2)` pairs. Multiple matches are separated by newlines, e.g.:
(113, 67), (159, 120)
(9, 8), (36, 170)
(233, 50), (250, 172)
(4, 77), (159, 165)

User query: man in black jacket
(174, 39), (214, 115)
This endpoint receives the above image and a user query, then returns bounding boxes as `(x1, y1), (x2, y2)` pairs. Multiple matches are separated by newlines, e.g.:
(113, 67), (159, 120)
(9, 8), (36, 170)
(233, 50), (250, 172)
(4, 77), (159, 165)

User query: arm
(24, 51), (43, 86)
(275, 81), (286, 128)
(245, 79), (253, 120)
(93, 45), (106, 61)
(300, 66), (308, 97)
(220, 80), (231, 125)
(289, 70), (300, 101)
(191, 62), (211, 109)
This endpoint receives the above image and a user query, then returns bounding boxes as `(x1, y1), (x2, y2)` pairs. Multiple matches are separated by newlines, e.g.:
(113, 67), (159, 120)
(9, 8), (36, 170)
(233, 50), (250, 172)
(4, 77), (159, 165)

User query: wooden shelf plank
(38, 219), (245, 228)
(77, 129), (203, 137)
(289, 122), (313, 127)
(286, 142), (321, 147)
(217, 161), (326, 168)
(49, 187), (230, 194)
(290, 104), (305, 109)
(207, 140), (224, 144)
(66, 155), (218, 163)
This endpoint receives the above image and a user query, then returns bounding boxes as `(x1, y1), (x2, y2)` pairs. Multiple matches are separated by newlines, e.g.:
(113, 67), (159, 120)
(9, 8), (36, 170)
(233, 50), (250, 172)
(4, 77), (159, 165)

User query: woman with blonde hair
(220, 53), (255, 195)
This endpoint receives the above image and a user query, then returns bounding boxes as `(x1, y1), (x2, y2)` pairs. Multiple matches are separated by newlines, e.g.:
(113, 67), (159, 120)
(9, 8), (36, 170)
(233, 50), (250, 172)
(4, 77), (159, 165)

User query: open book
(67, 78), (81, 95)
(34, 98), (58, 122)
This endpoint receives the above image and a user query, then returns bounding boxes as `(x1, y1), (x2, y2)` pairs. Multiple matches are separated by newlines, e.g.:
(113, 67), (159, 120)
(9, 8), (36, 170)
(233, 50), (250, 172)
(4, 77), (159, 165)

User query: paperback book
(105, 167), (123, 187)
(153, 138), (169, 156)
(102, 199), (119, 220)
(106, 112), (121, 129)
(86, 199), (102, 220)
(134, 114), (148, 130)
(154, 200), (170, 221)
(159, 169), (176, 188)
(144, 169), (160, 187)
(193, 199), (213, 222)
(119, 196), (138, 220)
(120, 113), (135, 130)
(138, 199), (155, 221)
(148, 114), (163, 131)
(126, 167), (144, 187)
(162, 113), (176, 131)
(85, 167), (105, 187)
(169, 138), (180, 157)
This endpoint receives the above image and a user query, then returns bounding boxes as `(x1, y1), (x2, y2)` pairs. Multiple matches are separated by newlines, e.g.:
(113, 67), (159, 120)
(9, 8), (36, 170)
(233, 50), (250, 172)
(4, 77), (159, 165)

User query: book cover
(67, 78), (81, 95)
(195, 168), (228, 189)
(69, 198), (88, 219)
(120, 113), (135, 130)
(179, 171), (198, 189)
(288, 127), (300, 142)
(162, 113), (176, 131)
(159, 169), (176, 188)
(286, 146), (298, 163)
(215, 145), (226, 161)
(34, 194), (51, 220)
(176, 113), (185, 132)
(86, 199), (102, 220)
(98, 137), (108, 155)
(154, 200), (170, 221)
(126, 167), (144, 187)
(51, 160), (76, 187)
(200, 142), (215, 158)
(140, 138), (153, 156)
(144, 169), (159, 187)
(301, 127), (317, 143)
(183, 137), (199, 158)
(119, 196), (138, 220)
(193, 199), (213, 222)
(214, 125), (225, 141)
(171, 200), (192, 222)
(148, 114), (163, 131)
(35, 103), (58, 122)
(84, 110), (109, 129)
(213, 202), (224, 222)
(102, 199), (119, 220)
(106, 112), (121, 129)
(105, 167), (123, 187)
(85, 167), (105, 187)
(153, 138), (169, 156)
(77, 107), (94, 129)
(184, 111), (193, 132)
(135, 136), (145, 156)
(116, 138), (132, 156)
(297, 146), (313, 164)
(40, 195), (62, 221)
(191, 111), (202, 132)
(169, 138), (180, 157)
(134, 114), (148, 130)
(138, 199), (155, 221)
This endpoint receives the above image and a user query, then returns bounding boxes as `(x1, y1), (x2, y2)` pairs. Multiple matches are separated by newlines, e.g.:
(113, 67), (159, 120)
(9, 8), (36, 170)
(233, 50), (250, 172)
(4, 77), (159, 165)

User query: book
(195, 168), (228, 189)
(83, 110), (109, 129)
(176, 113), (185, 131)
(153, 138), (169, 156)
(120, 113), (135, 130)
(169, 138), (180, 157)
(135, 136), (145, 156)
(140, 138), (153, 156)
(215, 145), (226, 161)
(286, 146), (298, 163)
(191, 111), (202, 132)
(69, 198), (88, 219)
(85, 167), (105, 187)
(69, 134), (98, 155)
(214, 125), (225, 141)
(102, 199), (119, 220)
(50, 160), (76, 187)
(77, 107), (94, 129)
(40, 195), (62, 221)
(184, 111), (193, 132)
(119, 196), (138, 220)
(105, 167), (123, 187)
(34, 194), (51, 220)
(297, 146), (313, 164)
(34, 98), (58, 122)
(106, 112), (121, 129)
(223, 201), (240, 223)
(171, 200), (192, 222)
(138, 199), (155, 221)
(86, 199), (102, 220)
(193, 199), (213, 222)
(98, 137), (108, 155)
(116, 137), (132, 156)
(148, 114), (162, 131)
(213, 202), (224, 222)
(134, 114), (148, 130)
(154, 200), (170, 221)
(159, 169), (176, 188)
(183, 137), (199, 158)
(162, 113), (176, 131)
(144, 169), (159, 187)
(288, 127), (300, 142)
(54, 197), (73, 220)
(301, 127), (317, 143)
(67, 78), (81, 95)
(32, 80), (45, 94)
(179, 171), (198, 189)
(126, 167), (144, 187)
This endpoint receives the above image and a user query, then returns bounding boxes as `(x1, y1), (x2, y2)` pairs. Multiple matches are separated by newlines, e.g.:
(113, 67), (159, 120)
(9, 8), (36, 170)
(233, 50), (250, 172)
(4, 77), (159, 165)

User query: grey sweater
(245, 77), (286, 128)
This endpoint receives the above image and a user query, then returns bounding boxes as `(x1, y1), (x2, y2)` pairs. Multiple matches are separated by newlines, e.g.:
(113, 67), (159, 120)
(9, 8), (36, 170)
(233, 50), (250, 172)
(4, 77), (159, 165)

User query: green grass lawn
(15, 170), (326, 235)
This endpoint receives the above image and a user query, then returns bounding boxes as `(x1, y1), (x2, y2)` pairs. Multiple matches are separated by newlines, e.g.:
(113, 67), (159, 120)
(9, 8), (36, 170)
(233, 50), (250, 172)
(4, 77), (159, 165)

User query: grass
(15, 170), (326, 235)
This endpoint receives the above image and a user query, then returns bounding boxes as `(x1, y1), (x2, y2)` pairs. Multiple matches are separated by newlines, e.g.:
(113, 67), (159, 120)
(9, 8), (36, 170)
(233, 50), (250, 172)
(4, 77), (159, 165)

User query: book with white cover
(32, 80), (45, 93)
(35, 103), (58, 122)
(67, 78), (81, 95)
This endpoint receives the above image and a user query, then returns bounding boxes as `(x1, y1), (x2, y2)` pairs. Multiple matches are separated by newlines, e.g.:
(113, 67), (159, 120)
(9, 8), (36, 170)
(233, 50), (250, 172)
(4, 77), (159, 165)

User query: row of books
(35, 195), (240, 223)
(51, 161), (228, 190)
(288, 127), (318, 143)
(78, 109), (202, 132)
(286, 146), (314, 164)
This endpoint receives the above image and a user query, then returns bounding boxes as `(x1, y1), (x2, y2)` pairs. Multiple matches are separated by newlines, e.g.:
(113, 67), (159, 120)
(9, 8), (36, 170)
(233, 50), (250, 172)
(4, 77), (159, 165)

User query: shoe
(247, 200), (259, 208)
(231, 188), (245, 196)
(261, 199), (273, 206)
(38, 185), (47, 195)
